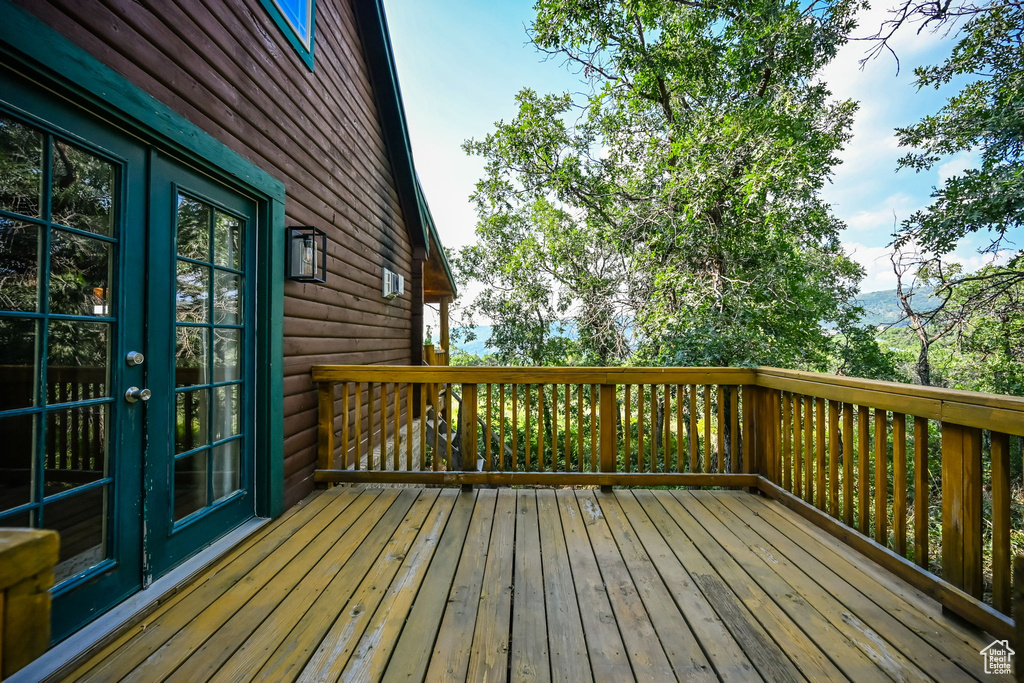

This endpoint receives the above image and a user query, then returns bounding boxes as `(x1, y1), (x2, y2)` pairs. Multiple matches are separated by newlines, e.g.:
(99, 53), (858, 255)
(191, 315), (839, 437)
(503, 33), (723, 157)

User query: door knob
(125, 387), (152, 403)
(126, 351), (145, 366)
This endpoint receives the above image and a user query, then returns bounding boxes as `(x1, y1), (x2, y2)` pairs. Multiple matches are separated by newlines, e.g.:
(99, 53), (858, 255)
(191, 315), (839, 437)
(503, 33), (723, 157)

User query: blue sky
(382, 1), (1009, 296)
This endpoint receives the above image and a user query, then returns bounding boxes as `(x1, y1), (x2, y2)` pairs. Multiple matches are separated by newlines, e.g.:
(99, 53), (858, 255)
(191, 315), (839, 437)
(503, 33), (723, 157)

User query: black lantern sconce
(286, 226), (327, 282)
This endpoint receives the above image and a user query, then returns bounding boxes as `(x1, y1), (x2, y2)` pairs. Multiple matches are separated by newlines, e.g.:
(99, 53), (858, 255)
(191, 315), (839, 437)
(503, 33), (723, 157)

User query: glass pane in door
(0, 115), (118, 584)
(173, 192), (245, 522)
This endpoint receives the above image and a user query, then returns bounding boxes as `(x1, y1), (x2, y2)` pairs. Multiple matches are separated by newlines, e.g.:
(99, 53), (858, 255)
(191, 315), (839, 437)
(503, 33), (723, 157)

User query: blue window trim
(259, 0), (316, 71)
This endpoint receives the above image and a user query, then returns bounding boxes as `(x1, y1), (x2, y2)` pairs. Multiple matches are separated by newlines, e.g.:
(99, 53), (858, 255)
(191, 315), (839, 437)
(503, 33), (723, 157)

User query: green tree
(864, 2), (1023, 389)
(456, 0), (871, 369)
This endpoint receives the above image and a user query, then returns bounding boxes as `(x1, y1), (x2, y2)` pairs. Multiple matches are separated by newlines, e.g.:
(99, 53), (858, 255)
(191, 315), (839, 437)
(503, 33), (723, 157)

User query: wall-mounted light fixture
(286, 226), (326, 282)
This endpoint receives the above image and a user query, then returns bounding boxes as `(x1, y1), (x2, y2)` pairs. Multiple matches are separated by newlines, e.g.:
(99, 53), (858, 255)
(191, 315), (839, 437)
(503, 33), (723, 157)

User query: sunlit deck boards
(63, 487), (1001, 682)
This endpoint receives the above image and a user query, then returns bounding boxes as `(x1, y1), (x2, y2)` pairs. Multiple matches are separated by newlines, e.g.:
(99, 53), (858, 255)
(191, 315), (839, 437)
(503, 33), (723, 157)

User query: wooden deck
(62, 486), (1003, 682)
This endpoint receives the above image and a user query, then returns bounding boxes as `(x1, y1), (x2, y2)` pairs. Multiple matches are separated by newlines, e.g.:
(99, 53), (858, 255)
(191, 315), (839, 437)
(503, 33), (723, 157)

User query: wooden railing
(312, 364), (1024, 639)
(750, 367), (1024, 640)
(423, 344), (448, 367)
(0, 529), (58, 679)
(314, 367), (758, 488)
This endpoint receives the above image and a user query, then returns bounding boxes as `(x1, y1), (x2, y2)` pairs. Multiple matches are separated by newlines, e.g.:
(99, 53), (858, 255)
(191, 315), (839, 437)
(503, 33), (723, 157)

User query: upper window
(260, 0), (316, 70)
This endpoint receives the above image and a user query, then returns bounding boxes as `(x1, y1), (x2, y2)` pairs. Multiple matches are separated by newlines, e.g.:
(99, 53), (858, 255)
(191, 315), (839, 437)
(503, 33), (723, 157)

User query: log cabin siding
(14, 0), (422, 507)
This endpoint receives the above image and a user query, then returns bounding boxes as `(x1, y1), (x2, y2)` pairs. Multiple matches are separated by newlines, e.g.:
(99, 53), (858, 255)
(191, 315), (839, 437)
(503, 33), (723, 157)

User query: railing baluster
(564, 384), (571, 473)
(717, 386), (725, 474)
(804, 396), (814, 504)
(547, 383), (554, 472)
(875, 408), (888, 545)
(419, 382), (427, 471)
(394, 382), (401, 470)
(511, 385), (518, 472)
(638, 384), (645, 472)
(689, 385), (698, 474)
(664, 384), (671, 473)
(730, 386), (739, 474)
(499, 384), (506, 471)
(461, 383), (478, 478)
(676, 385), (684, 473)
(893, 413), (907, 557)
(625, 385), (632, 472)
(857, 405), (869, 534)
(577, 385), (584, 473)
(445, 383), (453, 471)
(793, 395), (803, 498)
(341, 383), (350, 470)
(406, 383), (413, 471)
(651, 384), (659, 472)
(704, 385), (712, 475)
(842, 403), (854, 527)
(829, 400), (839, 517)
(524, 384), (531, 471)
(486, 384), (493, 471)
(354, 383), (362, 470)
(380, 383), (388, 470)
(432, 381), (440, 471)
(783, 392), (792, 491)
(816, 398), (826, 512)
(992, 431), (1012, 614)
(590, 384), (598, 472)
(371, 382), (378, 470)
(913, 416), (928, 569)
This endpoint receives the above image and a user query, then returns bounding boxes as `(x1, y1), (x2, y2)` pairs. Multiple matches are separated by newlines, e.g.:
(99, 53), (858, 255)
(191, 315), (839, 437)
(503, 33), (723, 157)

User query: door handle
(125, 387), (152, 403)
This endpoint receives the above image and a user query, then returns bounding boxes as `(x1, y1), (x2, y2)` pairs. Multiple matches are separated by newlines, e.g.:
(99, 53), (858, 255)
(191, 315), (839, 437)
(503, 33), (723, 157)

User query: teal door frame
(145, 154), (259, 578)
(0, 67), (149, 640)
(0, 0), (286, 642)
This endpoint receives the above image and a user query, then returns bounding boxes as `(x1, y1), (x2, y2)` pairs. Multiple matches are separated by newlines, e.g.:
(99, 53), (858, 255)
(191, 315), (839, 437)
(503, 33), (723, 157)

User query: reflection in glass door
(173, 192), (246, 521)
(145, 154), (255, 576)
(0, 113), (123, 583)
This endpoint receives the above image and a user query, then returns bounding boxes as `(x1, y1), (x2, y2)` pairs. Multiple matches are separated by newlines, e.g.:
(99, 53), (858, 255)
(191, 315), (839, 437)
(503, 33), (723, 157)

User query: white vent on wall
(382, 268), (405, 299)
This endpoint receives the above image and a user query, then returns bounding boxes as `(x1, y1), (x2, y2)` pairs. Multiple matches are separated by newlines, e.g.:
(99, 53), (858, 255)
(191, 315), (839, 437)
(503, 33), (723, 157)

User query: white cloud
(846, 240), (1015, 293)
(937, 151), (979, 185)
(842, 192), (921, 233)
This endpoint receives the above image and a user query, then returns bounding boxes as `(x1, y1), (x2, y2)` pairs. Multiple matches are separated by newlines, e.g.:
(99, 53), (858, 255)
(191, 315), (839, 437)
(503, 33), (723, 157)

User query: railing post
(600, 384), (616, 493)
(0, 529), (59, 678)
(317, 382), (335, 489)
(461, 383), (478, 491)
(749, 385), (777, 483)
(742, 384), (756, 477)
(941, 422), (983, 597)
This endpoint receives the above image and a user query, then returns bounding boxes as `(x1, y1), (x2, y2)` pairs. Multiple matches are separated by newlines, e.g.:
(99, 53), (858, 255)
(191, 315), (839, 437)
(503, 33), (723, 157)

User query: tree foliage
(889, 2), (1023, 257)
(455, 0), (871, 369)
(862, 1), (1024, 390)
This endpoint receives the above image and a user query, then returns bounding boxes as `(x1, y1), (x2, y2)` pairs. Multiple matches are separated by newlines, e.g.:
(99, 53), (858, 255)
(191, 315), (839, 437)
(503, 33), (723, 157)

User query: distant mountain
(448, 322), (578, 357)
(856, 287), (935, 328)
(450, 325), (496, 356)
(447, 290), (932, 356)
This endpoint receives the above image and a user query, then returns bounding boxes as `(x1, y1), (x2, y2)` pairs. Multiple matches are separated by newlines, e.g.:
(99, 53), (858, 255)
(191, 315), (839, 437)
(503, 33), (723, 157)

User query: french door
(0, 70), (257, 641)
(145, 154), (256, 577)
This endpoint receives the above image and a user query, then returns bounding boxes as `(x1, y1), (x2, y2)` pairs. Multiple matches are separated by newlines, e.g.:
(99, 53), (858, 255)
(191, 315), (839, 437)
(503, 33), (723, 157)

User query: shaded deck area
(63, 486), (1000, 682)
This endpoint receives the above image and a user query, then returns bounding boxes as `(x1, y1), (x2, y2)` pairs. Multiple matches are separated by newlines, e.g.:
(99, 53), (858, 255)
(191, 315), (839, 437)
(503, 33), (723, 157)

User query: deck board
(61, 486), (1007, 682)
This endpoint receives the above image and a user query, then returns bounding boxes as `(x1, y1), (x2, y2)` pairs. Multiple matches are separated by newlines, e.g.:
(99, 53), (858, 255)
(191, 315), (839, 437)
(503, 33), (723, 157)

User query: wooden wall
(15, 0), (420, 507)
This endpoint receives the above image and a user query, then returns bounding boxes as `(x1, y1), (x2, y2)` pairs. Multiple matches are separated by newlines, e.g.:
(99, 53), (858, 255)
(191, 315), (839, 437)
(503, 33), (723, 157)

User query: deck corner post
(316, 381), (336, 489)
(941, 421), (982, 595)
(0, 529), (59, 678)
